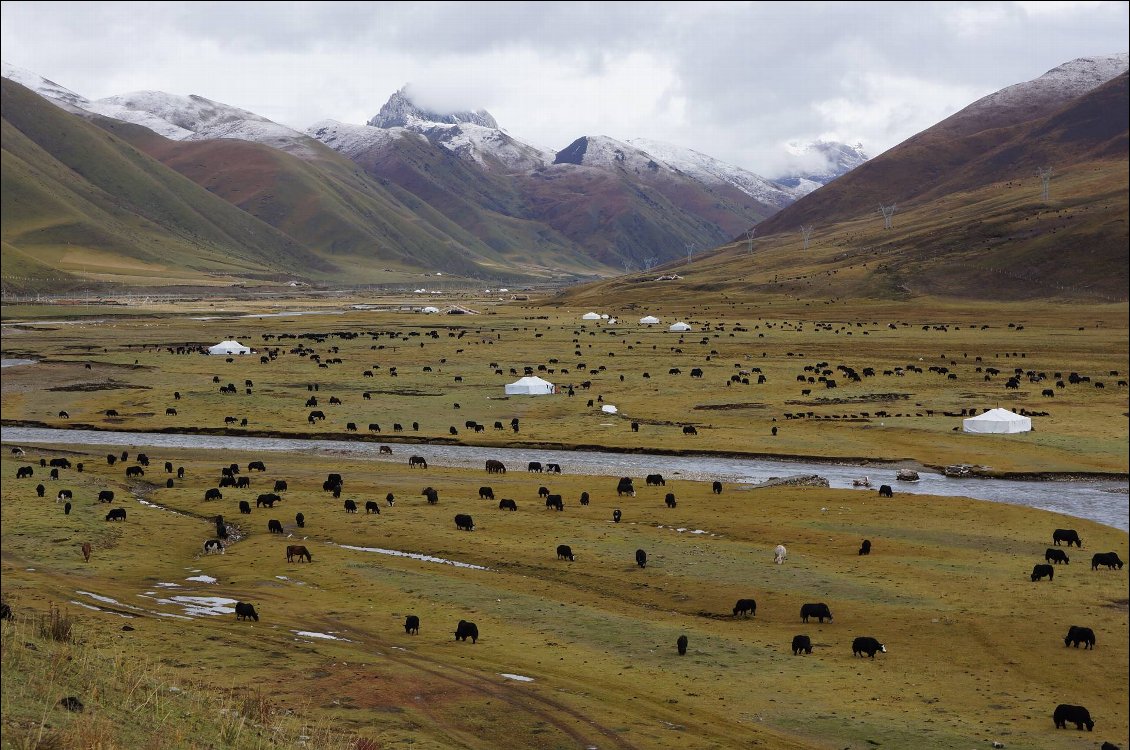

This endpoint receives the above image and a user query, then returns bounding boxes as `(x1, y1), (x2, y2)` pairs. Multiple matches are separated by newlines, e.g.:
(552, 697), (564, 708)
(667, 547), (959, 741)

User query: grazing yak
(613, 509), (622, 523)
(527, 461), (543, 473)
(409, 455), (428, 469)
(256, 493), (280, 508)
(664, 493), (677, 508)
(344, 499), (358, 513)
(81, 542), (92, 562)
(683, 425), (698, 435)
(274, 480), (288, 492)
(792, 635), (813, 655)
(98, 490), (115, 503)
(204, 488), (223, 501)
(556, 544), (575, 561)
(538, 486), (551, 498)
(774, 544), (787, 564)
(455, 513), (475, 531)
(36, 483), (46, 497)
(498, 499), (517, 511)
(878, 484), (893, 498)
(422, 487), (439, 504)
(1031, 563), (1055, 582)
(404, 615), (420, 635)
(859, 539), (872, 556)
(677, 635), (688, 655)
(733, 599), (756, 617)
(1052, 703), (1094, 731)
(286, 545), (312, 563)
(1091, 552), (1124, 570)
(852, 636), (886, 658)
(454, 619), (479, 643)
(545, 494), (564, 511)
(579, 492), (590, 505)
(636, 549), (647, 568)
(105, 508), (127, 521)
(267, 519), (284, 534)
(485, 459), (506, 474)
(646, 473), (665, 486)
(203, 539), (225, 555)
(800, 603), (833, 623)
(1045, 548), (1069, 564)
(239, 500), (252, 514)
(125, 466), (145, 478)
(365, 500), (380, 514)
(235, 602), (259, 622)
(1064, 625), (1096, 649)
(1053, 528), (1082, 547)
(616, 477), (635, 497)
(712, 481), (722, 494)
(64, 502), (72, 515)
(479, 486), (495, 500)
(16, 466), (34, 479)
(295, 512), (305, 527)
(248, 461), (266, 472)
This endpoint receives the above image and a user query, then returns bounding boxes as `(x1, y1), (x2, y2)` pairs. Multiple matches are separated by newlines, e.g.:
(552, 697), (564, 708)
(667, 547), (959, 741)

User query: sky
(1, 1), (1127, 177)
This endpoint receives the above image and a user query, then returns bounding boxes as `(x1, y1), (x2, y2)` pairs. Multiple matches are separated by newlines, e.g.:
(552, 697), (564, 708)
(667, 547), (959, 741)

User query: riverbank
(4, 418), (1126, 483)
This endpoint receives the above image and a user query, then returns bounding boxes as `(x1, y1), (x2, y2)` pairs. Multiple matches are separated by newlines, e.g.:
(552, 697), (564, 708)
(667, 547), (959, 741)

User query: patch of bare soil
(693, 402), (768, 411)
(48, 381), (151, 392)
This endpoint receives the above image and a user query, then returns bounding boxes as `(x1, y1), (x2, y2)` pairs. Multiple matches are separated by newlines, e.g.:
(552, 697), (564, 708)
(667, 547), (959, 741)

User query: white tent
(505, 376), (555, 395)
(962, 408), (1032, 434)
(639, 315), (660, 325)
(208, 340), (251, 356)
(421, 306), (440, 313)
(582, 312), (602, 320)
(668, 322), (692, 332)
(601, 404), (618, 414)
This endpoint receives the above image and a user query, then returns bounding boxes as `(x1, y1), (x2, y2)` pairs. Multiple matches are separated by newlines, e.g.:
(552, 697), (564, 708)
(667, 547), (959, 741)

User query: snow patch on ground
(500, 673), (535, 682)
(339, 544), (489, 570)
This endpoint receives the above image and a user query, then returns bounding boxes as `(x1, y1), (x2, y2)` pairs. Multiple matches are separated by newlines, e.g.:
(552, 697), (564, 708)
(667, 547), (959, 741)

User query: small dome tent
(668, 322), (692, 332)
(421, 306), (441, 313)
(505, 376), (555, 395)
(208, 340), (251, 356)
(962, 408), (1032, 434)
(582, 312), (602, 320)
(639, 315), (660, 325)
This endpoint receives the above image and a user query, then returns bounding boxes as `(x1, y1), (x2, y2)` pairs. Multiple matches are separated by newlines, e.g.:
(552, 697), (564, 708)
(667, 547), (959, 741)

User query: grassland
(2, 294), (1127, 749)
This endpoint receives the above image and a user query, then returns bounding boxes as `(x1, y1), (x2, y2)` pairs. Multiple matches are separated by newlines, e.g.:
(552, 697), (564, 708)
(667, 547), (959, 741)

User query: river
(2, 426), (1126, 531)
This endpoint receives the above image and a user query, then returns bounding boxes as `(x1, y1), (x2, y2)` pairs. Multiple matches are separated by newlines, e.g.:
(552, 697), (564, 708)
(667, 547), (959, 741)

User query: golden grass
(1, 295), (1127, 749)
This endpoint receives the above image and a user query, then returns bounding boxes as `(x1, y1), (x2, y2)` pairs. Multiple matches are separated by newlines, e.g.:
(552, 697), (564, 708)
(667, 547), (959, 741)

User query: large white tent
(504, 376), (555, 395)
(668, 322), (692, 332)
(421, 306), (440, 313)
(962, 408), (1032, 434)
(582, 312), (602, 320)
(208, 340), (251, 356)
(639, 315), (660, 325)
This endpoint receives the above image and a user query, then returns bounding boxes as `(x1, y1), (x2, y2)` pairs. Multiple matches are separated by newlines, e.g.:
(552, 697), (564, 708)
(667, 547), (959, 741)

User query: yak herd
(5, 315), (1127, 741)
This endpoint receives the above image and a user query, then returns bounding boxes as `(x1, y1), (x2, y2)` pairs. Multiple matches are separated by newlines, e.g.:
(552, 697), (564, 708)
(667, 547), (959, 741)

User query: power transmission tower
(643, 256), (658, 270)
(745, 227), (757, 255)
(878, 203), (897, 229)
(1037, 166), (1053, 201)
(685, 243), (695, 265)
(800, 225), (814, 251)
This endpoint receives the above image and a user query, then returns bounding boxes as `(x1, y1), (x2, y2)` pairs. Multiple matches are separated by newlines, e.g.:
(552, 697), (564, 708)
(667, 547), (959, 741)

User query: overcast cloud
(2, 1), (1127, 176)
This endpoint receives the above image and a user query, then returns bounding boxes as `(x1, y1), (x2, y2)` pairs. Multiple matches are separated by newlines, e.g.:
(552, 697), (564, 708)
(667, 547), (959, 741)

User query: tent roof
(639, 315), (660, 324)
(582, 312), (601, 319)
(508, 376), (554, 387)
(966, 408), (1028, 422)
(669, 322), (691, 330)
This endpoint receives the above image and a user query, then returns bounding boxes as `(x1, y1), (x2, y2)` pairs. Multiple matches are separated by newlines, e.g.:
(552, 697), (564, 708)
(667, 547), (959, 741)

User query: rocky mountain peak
(367, 87), (498, 129)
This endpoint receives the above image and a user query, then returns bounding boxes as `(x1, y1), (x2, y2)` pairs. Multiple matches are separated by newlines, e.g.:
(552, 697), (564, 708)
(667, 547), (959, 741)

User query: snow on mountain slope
(1, 61), (92, 113)
(941, 53), (1129, 136)
(88, 91), (315, 154)
(305, 119), (422, 158)
(368, 87), (498, 129)
(627, 137), (796, 208)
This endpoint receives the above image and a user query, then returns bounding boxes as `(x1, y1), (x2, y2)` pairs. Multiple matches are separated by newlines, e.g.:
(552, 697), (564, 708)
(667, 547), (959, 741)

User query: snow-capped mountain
(936, 53), (1129, 138)
(774, 140), (870, 196)
(626, 137), (799, 208)
(367, 87), (498, 129)
(1, 61), (315, 155)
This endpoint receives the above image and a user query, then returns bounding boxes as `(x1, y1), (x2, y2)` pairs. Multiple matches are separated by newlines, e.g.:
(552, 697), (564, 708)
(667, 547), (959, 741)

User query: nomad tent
(668, 322), (692, 332)
(962, 408), (1032, 434)
(208, 340), (251, 356)
(601, 404), (618, 414)
(582, 312), (602, 320)
(504, 376), (555, 395)
(421, 306), (441, 313)
(639, 315), (660, 325)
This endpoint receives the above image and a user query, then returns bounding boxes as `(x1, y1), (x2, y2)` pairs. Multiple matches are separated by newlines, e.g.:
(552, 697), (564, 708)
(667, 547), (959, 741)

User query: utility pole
(800, 225), (814, 251)
(1037, 167), (1053, 201)
(878, 203), (897, 229)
